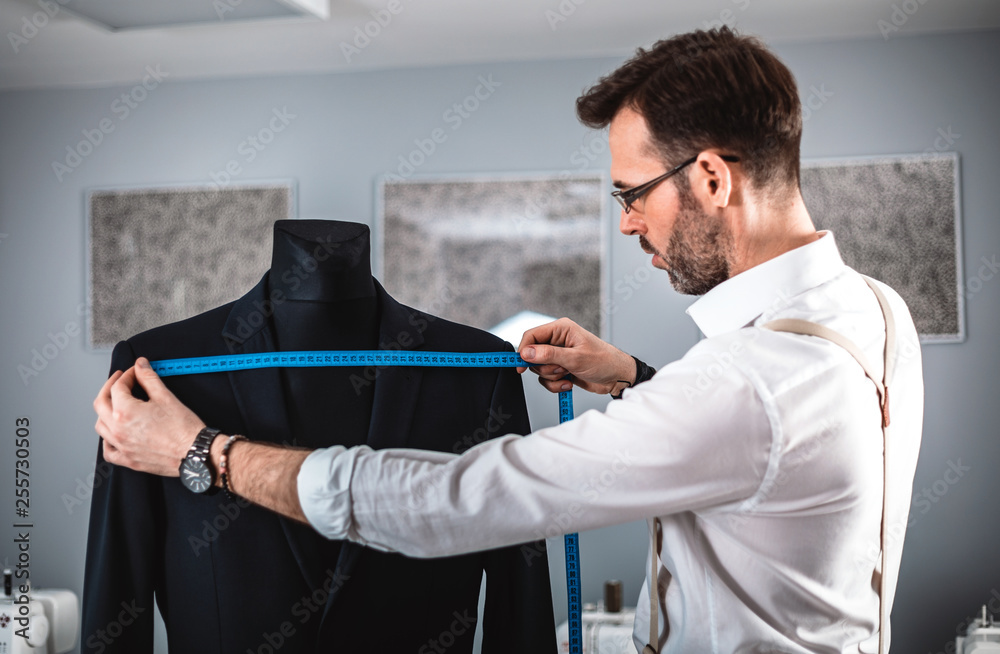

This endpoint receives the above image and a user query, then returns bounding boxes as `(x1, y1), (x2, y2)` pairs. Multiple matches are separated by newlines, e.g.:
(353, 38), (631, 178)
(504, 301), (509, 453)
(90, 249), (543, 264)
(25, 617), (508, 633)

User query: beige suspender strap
(643, 517), (662, 653)
(764, 317), (887, 416)
(862, 275), (895, 654)
(762, 275), (896, 654)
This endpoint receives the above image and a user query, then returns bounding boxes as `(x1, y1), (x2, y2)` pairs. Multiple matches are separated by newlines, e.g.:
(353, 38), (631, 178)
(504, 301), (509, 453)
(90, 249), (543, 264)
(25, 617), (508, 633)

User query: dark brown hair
(577, 27), (802, 192)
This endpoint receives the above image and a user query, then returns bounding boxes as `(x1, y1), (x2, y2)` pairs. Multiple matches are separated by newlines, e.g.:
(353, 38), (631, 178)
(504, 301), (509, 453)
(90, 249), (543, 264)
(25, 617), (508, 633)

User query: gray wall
(1, 28), (997, 653)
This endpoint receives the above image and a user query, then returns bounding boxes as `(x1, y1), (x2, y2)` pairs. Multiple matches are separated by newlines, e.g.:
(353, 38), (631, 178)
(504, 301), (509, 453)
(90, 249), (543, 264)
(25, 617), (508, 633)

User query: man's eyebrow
(612, 180), (631, 190)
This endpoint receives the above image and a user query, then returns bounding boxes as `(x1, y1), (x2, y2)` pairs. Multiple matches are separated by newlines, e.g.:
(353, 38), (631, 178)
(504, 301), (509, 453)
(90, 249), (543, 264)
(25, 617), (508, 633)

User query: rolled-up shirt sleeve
(296, 341), (774, 558)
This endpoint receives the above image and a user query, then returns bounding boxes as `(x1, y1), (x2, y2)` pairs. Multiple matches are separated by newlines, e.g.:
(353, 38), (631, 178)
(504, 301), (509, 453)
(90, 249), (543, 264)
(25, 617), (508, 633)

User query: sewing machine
(0, 570), (77, 654)
(957, 605), (1000, 654)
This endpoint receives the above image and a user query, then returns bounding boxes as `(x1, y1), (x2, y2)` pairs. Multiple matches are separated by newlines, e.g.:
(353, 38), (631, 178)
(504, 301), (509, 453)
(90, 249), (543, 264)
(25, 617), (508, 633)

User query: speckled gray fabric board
(800, 154), (961, 342)
(380, 175), (606, 337)
(87, 183), (293, 349)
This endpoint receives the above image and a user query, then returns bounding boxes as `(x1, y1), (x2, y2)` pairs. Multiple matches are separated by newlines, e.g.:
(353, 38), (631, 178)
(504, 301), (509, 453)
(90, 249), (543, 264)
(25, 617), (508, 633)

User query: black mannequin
(265, 220), (382, 647)
(267, 220), (379, 450)
(84, 218), (557, 653)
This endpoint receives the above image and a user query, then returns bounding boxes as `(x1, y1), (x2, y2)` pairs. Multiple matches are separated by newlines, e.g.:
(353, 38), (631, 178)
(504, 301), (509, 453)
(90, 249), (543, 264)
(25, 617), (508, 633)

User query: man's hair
(577, 27), (802, 192)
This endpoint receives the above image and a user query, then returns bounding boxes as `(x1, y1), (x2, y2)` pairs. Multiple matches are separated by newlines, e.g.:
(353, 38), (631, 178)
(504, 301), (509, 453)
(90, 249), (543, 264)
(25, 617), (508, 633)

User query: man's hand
(93, 357), (207, 476)
(517, 317), (636, 395)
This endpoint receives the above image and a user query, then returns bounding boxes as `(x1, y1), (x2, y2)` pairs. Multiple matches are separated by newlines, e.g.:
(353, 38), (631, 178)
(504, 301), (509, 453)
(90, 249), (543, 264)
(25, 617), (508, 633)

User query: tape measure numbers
(150, 350), (584, 654)
(558, 389), (583, 654)
(150, 350), (529, 376)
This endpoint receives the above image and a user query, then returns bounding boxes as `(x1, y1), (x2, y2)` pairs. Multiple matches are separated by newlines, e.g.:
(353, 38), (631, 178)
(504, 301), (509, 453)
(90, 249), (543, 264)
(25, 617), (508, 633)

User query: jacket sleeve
(481, 358), (557, 654)
(81, 341), (163, 654)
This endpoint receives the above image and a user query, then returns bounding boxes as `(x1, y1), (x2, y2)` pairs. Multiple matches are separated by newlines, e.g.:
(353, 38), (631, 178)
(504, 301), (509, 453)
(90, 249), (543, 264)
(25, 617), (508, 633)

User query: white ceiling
(2, 0), (999, 91)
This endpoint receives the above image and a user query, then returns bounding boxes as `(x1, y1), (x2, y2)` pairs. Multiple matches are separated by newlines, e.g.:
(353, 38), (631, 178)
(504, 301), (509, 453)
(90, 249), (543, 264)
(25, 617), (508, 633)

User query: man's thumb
(521, 344), (553, 364)
(134, 358), (166, 394)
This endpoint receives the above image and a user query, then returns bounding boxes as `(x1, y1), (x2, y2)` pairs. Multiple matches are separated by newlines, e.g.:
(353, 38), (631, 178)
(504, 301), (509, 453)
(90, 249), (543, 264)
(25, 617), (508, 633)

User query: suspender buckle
(882, 387), (891, 428)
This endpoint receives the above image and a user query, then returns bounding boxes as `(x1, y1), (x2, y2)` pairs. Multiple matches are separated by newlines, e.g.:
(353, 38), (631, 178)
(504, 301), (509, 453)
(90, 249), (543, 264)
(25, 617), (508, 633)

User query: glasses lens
(612, 193), (630, 213)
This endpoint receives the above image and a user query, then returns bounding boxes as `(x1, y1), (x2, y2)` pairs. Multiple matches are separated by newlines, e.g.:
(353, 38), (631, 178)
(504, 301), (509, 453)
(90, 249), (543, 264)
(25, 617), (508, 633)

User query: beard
(642, 185), (734, 296)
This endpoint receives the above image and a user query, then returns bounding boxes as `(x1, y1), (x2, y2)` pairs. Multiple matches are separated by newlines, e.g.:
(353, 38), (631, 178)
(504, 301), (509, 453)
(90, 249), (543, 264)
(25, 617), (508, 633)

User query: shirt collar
(685, 231), (845, 338)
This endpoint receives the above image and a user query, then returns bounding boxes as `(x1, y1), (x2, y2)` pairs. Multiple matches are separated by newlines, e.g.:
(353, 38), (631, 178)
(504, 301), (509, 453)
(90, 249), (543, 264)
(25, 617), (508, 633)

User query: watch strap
(188, 427), (221, 462)
(611, 355), (657, 400)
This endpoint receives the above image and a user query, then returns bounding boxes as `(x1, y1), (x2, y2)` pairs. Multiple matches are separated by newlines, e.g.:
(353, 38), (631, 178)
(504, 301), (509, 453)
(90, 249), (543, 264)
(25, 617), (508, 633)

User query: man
(94, 27), (924, 653)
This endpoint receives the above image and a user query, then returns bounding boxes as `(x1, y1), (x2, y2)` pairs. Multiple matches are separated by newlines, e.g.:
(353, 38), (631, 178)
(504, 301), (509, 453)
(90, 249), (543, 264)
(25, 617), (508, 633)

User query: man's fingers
(538, 376), (574, 394)
(530, 363), (568, 380)
(132, 357), (170, 400)
(102, 439), (123, 466)
(517, 320), (558, 352)
(93, 370), (124, 422)
(516, 318), (578, 373)
(109, 366), (140, 417)
(520, 343), (578, 369)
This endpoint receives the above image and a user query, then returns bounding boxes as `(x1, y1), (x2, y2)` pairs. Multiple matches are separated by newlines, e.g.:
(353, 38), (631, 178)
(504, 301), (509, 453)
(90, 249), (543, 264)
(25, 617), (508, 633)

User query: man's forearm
(209, 436), (313, 524)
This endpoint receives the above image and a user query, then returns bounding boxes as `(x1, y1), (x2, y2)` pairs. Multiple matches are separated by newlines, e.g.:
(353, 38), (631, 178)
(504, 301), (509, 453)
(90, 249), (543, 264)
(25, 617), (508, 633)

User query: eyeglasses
(611, 154), (740, 214)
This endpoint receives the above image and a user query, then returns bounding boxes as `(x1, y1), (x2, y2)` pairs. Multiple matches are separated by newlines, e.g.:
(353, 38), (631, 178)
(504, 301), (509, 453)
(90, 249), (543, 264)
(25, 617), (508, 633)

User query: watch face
(180, 457), (212, 493)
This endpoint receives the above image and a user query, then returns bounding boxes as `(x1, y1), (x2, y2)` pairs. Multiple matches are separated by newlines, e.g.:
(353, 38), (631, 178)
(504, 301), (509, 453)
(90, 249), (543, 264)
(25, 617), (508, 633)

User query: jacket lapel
(363, 280), (426, 451)
(223, 273), (293, 446)
(223, 274), (432, 614)
(318, 281), (429, 625)
(223, 272), (332, 593)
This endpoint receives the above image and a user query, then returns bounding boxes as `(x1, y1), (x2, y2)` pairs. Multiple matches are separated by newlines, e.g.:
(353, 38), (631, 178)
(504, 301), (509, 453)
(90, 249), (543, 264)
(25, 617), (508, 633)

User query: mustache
(639, 236), (661, 258)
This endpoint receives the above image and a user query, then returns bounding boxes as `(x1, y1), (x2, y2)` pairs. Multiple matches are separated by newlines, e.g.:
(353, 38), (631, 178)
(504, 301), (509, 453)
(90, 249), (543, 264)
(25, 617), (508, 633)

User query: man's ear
(691, 151), (735, 209)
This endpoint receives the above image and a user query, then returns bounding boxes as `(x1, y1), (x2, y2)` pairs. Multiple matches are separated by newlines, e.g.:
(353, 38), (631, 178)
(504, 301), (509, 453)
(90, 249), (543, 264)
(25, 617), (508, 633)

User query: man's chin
(664, 268), (707, 296)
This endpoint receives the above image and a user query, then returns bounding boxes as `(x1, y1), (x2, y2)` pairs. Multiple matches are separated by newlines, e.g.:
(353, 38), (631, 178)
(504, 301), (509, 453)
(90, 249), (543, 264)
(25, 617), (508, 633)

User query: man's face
(609, 107), (733, 296)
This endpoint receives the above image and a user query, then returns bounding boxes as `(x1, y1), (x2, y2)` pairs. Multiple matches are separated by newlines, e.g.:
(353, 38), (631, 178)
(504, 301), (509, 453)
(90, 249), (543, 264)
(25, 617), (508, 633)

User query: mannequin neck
(267, 220), (376, 302)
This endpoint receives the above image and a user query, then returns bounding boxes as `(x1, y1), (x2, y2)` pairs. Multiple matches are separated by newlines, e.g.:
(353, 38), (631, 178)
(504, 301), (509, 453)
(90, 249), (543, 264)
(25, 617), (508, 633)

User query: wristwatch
(179, 427), (221, 493)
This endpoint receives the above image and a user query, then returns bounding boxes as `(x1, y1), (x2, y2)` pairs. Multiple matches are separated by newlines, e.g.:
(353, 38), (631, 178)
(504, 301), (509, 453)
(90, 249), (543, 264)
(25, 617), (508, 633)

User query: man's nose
(619, 207), (644, 236)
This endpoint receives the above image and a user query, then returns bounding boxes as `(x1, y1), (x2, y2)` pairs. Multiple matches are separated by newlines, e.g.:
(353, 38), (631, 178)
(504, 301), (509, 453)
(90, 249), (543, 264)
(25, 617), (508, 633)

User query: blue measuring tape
(150, 349), (584, 654)
(558, 390), (583, 654)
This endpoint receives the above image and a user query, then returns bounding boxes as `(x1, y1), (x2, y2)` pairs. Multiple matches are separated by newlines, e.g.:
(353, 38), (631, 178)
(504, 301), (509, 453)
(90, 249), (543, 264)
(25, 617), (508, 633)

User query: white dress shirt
(298, 231), (924, 653)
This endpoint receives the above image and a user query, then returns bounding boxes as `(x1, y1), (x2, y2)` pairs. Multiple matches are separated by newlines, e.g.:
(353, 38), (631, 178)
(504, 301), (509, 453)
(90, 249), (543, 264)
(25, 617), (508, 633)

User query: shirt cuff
(296, 445), (356, 540)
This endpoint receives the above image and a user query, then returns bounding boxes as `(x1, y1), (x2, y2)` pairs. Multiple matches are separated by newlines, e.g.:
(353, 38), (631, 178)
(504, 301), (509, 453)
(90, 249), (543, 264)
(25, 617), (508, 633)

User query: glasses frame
(612, 154), (741, 214)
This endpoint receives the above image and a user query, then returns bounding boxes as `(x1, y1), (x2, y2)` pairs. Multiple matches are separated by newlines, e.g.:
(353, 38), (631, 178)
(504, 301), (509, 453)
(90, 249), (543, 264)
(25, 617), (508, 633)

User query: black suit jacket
(82, 273), (556, 653)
